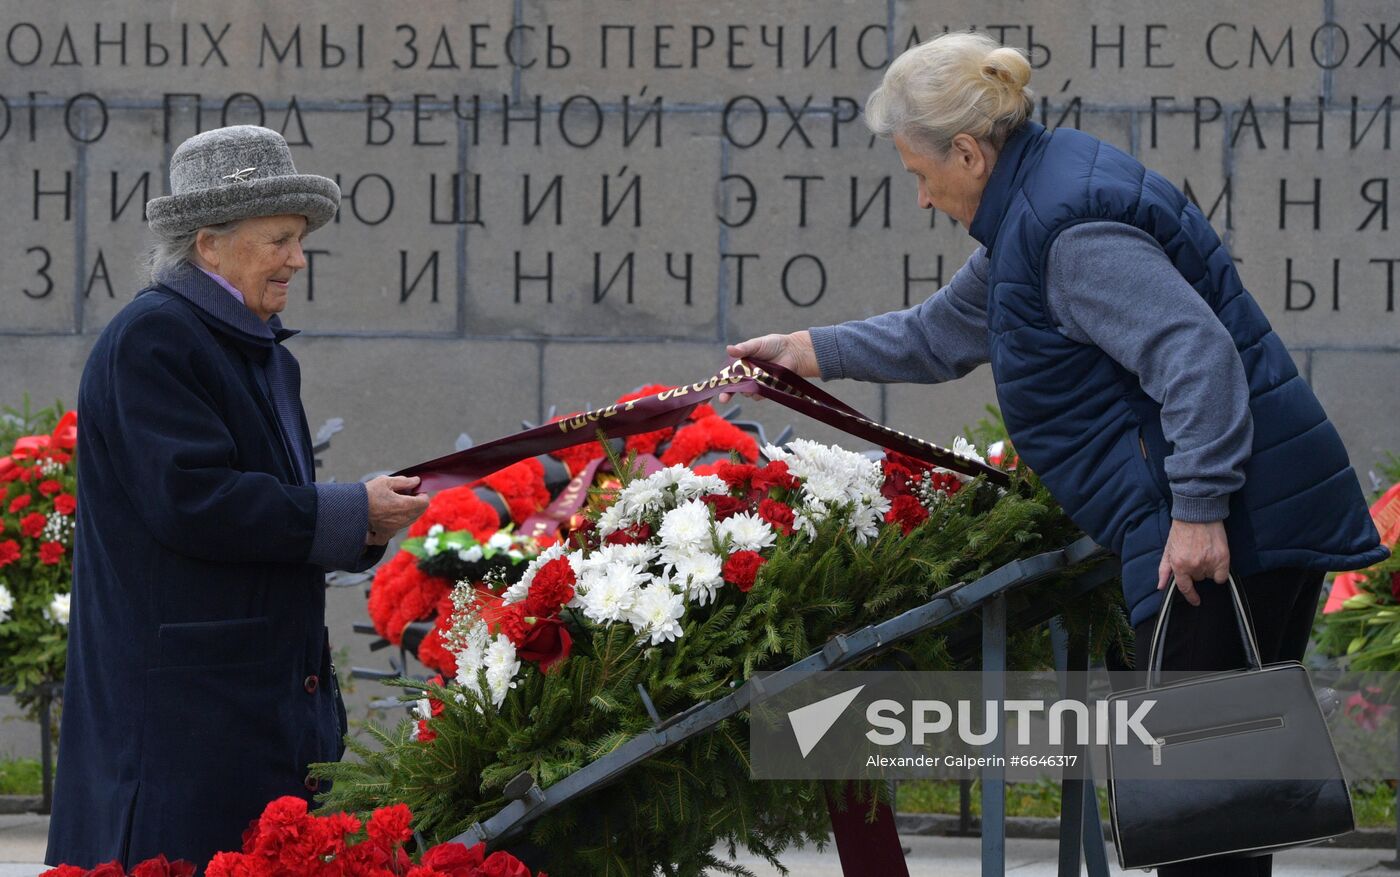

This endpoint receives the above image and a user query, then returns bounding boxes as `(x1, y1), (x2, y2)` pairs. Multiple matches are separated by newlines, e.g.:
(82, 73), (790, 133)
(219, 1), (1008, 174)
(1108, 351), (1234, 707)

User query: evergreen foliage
(315, 462), (1125, 876)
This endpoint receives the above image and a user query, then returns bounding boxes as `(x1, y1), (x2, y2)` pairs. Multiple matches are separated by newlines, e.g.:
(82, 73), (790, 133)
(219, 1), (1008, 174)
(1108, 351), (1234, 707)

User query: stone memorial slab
(297, 337), (542, 485)
(1326, 0), (1400, 104)
(893, 1), (1324, 106)
(1229, 111), (1397, 348)
(0, 1), (515, 103)
(518, 0), (889, 105)
(463, 111), (721, 339)
(1, 102), (83, 333)
(1310, 350), (1400, 478)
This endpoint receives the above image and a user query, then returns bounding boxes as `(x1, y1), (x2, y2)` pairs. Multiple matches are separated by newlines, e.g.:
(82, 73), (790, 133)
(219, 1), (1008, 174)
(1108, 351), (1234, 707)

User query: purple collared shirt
(195, 265), (246, 305)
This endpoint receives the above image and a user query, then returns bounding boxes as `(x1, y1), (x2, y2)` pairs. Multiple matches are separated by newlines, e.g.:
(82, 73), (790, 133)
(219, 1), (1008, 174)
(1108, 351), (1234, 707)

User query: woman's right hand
(365, 475), (431, 545)
(721, 331), (819, 402)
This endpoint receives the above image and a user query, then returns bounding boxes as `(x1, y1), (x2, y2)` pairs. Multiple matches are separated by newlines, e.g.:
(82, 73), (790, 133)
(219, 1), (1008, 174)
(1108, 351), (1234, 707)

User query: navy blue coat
(973, 121), (1387, 625)
(47, 265), (378, 868)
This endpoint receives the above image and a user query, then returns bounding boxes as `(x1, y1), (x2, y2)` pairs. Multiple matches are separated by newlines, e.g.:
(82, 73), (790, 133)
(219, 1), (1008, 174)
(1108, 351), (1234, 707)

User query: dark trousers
(1126, 566), (1326, 877)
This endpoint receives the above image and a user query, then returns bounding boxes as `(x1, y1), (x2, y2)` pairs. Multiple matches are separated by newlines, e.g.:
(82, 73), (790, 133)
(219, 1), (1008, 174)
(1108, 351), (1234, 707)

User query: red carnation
(416, 596), (459, 677)
(488, 602), (531, 644)
(38, 479), (63, 497)
(0, 540), (19, 568)
(8, 494), (31, 514)
(408, 485), (501, 541)
(758, 498), (796, 536)
(39, 867), (87, 877)
(89, 863), (126, 877)
(714, 461), (758, 489)
(480, 851), (535, 877)
(524, 558), (576, 617)
(19, 512), (47, 539)
(39, 541), (65, 565)
(421, 843), (486, 877)
(752, 460), (800, 493)
(368, 552), (451, 646)
(603, 521), (652, 546)
(702, 493), (748, 520)
(131, 856), (196, 877)
(721, 550), (767, 592)
(660, 417), (758, 468)
(886, 495), (929, 536)
(366, 802), (413, 848)
(205, 852), (259, 877)
(478, 459), (551, 525)
(53, 493), (76, 515)
(516, 615), (573, 671)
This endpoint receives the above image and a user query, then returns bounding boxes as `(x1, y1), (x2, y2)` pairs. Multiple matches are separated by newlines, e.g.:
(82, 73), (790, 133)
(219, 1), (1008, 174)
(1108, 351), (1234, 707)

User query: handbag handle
(1146, 573), (1264, 688)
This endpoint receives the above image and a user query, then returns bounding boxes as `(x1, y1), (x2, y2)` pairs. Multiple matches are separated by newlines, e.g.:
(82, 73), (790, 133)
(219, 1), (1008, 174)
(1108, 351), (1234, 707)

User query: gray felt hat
(146, 125), (340, 236)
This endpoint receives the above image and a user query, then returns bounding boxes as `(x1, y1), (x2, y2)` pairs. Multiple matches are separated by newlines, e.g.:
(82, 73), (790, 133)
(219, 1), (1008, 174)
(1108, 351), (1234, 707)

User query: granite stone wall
(2, 0), (1397, 751)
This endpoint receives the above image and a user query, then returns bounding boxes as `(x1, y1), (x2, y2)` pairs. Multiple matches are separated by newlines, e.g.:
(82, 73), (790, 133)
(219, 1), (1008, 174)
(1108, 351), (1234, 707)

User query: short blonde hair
(865, 31), (1033, 156)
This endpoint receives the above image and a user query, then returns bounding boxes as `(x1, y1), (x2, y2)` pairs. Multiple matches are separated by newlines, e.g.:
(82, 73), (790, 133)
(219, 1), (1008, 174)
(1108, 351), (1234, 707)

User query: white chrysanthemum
(952, 435), (986, 464)
(428, 523), (445, 537)
(649, 465), (689, 490)
(457, 544), (484, 563)
(625, 484), (666, 514)
(607, 543), (660, 567)
(674, 471), (726, 501)
(423, 536), (440, 555)
(47, 593), (70, 626)
(670, 550), (725, 605)
(658, 500), (713, 552)
(626, 583), (686, 645)
(503, 543), (569, 604)
(413, 696), (432, 721)
(597, 502), (632, 536)
(717, 512), (776, 553)
(0, 584), (12, 623)
(487, 531), (513, 550)
(578, 562), (647, 623)
(483, 635), (521, 707)
(453, 620), (491, 697)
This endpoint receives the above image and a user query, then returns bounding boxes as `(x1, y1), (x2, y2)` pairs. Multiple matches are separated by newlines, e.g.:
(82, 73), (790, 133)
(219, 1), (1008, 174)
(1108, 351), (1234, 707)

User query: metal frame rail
(433, 535), (1116, 877)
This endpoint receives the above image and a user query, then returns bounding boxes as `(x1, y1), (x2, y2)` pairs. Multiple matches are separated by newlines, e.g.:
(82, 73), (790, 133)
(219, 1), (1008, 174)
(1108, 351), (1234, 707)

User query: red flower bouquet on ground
(43, 798), (545, 877)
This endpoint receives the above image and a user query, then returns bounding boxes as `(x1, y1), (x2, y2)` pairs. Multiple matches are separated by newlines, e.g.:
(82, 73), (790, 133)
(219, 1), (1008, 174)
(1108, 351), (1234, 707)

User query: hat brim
(147, 174), (340, 236)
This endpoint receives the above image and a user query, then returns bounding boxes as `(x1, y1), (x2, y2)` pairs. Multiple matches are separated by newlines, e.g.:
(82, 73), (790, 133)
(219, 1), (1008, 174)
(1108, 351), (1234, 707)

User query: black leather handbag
(1104, 574), (1354, 870)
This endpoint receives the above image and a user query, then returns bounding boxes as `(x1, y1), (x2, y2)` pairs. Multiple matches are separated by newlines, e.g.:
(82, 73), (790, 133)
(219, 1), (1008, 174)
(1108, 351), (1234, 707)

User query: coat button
(304, 674), (319, 693)
(304, 774), (319, 793)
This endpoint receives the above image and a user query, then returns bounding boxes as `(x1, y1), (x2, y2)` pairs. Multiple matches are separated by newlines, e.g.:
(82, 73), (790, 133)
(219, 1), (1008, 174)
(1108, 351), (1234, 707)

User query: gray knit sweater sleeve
(808, 223), (1252, 524)
(1045, 222), (1252, 523)
(809, 247), (992, 384)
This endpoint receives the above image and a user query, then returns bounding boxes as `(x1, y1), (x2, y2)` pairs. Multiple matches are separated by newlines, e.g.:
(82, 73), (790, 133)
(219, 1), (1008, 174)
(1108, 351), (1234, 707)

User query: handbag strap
(1146, 572), (1264, 688)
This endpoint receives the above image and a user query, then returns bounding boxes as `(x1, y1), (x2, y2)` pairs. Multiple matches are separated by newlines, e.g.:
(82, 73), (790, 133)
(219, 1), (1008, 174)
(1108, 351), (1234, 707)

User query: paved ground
(4, 814), (1399, 875)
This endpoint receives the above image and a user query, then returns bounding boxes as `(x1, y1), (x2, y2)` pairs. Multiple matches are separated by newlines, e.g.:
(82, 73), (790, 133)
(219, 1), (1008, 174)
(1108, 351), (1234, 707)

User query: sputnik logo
(787, 685), (865, 758)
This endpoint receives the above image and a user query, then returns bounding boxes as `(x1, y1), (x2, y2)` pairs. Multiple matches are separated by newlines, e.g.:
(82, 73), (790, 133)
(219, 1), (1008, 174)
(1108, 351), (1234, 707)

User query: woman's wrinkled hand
(720, 331), (819, 402)
(365, 475), (431, 545)
(1156, 519), (1231, 607)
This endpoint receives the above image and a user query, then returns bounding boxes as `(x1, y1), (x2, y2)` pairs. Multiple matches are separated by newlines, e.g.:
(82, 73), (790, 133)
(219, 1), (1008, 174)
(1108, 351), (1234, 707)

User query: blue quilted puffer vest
(972, 121), (1386, 626)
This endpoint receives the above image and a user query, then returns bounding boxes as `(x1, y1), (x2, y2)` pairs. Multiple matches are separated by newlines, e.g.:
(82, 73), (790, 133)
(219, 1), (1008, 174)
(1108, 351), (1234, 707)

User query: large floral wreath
(325, 426), (1122, 876)
(366, 386), (765, 678)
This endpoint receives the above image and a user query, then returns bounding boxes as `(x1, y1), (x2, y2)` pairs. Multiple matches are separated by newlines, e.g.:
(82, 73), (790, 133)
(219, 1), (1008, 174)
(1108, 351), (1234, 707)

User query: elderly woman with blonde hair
(729, 32), (1384, 875)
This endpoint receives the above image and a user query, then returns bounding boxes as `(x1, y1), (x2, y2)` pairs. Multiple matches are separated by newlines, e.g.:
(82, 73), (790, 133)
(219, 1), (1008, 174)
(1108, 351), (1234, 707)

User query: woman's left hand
(1156, 519), (1230, 606)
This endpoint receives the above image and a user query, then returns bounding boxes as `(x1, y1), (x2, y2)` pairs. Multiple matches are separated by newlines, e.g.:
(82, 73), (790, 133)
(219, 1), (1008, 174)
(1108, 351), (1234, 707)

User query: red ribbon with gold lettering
(395, 358), (1007, 493)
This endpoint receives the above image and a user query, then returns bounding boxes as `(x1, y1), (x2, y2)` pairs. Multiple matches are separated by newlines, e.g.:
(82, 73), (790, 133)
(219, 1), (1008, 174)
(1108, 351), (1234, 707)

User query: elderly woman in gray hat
(46, 125), (429, 868)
